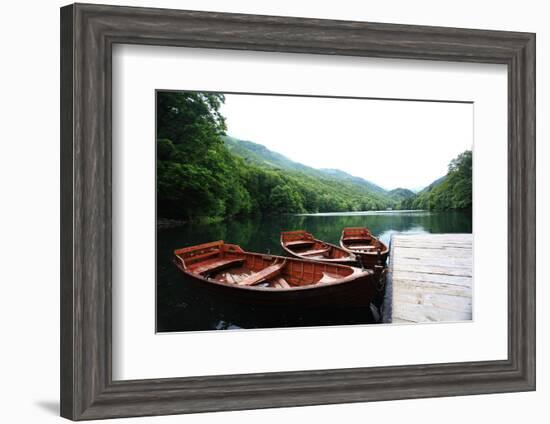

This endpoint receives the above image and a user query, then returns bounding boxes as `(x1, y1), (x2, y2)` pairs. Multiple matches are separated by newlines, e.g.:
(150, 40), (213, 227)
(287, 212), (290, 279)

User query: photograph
(156, 90), (473, 332)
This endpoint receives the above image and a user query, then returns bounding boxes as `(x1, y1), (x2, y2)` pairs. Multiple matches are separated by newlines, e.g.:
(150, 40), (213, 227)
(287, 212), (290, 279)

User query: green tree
(269, 185), (305, 214)
(399, 150), (472, 211)
(157, 91), (252, 221)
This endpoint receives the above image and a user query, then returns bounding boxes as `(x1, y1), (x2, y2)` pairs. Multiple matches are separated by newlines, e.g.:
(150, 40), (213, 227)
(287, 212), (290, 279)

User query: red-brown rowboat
(173, 240), (381, 308)
(340, 227), (389, 267)
(280, 230), (357, 266)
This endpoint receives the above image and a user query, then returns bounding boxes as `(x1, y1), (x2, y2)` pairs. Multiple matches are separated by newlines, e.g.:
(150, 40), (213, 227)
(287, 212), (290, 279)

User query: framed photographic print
(60, 3), (536, 420)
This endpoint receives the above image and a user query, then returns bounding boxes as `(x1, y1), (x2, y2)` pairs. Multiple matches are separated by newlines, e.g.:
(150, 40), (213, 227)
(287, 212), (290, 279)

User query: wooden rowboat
(340, 227), (389, 267)
(280, 230), (357, 266)
(174, 240), (381, 308)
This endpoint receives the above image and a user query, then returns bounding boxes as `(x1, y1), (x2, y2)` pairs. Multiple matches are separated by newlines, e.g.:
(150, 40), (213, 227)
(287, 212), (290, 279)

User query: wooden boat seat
(273, 277), (291, 288)
(238, 262), (285, 286)
(285, 240), (315, 248)
(302, 247), (330, 256)
(343, 236), (371, 242)
(189, 258), (244, 275)
(318, 272), (342, 284)
(349, 245), (376, 250)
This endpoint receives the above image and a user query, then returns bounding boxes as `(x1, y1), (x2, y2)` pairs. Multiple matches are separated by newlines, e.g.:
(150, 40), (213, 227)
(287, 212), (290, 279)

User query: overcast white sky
(220, 93), (473, 191)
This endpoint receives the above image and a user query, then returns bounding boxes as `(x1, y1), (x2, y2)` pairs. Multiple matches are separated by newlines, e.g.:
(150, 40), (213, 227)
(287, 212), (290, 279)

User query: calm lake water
(157, 210), (472, 332)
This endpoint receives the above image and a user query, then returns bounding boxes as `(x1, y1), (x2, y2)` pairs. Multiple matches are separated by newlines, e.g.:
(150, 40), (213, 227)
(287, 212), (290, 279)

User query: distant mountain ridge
(317, 168), (387, 195)
(388, 188), (416, 201)
(222, 135), (467, 212)
(223, 135), (314, 174)
(223, 135), (389, 195)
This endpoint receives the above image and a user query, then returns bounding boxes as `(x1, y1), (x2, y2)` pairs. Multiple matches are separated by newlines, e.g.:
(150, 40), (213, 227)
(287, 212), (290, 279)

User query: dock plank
(388, 233), (472, 323)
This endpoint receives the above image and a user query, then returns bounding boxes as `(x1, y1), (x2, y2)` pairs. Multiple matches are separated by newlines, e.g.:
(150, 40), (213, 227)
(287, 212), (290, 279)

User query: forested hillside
(398, 151), (472, 211)
(156, 91), (472, 223)
(223, 135), (387, 195)
(157, 92), (393, 222)
(388, 188), (416, 202)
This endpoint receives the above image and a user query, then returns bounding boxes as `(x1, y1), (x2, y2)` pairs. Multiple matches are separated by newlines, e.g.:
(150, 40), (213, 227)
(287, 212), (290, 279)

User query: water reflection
(157, 210), (471, 332)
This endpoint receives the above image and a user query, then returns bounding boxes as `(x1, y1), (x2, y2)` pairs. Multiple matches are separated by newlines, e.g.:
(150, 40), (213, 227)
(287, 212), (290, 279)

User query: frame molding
(60, 3), (535, 420)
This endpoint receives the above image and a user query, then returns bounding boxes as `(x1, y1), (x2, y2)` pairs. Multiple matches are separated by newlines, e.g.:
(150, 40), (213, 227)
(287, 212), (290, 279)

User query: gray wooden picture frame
(60, 3), (536, 421)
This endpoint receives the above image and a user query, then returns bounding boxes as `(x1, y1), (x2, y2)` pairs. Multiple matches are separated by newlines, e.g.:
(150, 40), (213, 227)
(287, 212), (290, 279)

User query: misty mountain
(388, 188), (416, 201)
(223, 135), (389, 196)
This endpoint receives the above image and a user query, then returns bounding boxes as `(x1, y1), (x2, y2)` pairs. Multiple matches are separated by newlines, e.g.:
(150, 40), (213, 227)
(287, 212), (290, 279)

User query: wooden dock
(383, 233), (472, 324)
